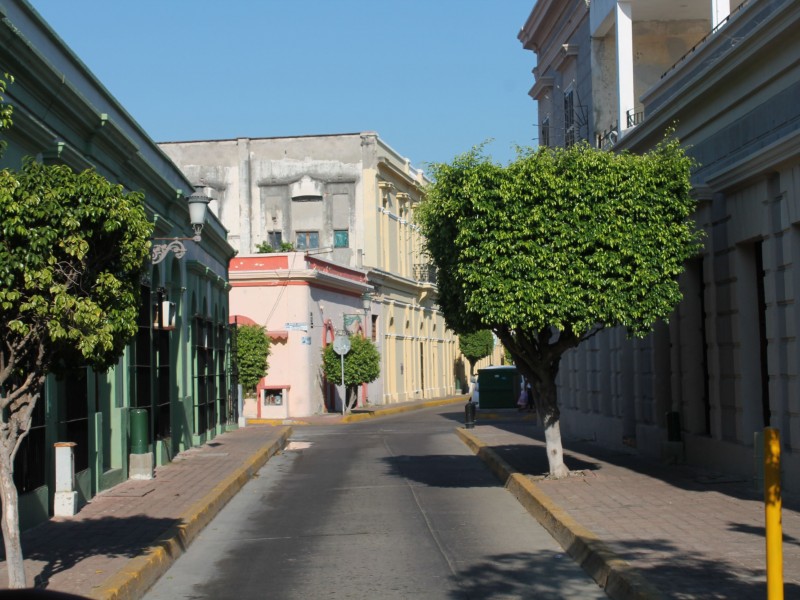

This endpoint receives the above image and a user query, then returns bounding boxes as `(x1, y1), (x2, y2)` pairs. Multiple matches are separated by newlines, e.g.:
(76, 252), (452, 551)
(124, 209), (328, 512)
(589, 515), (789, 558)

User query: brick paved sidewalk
(463, 420), (800, 599)
(0, 425), (291, 599)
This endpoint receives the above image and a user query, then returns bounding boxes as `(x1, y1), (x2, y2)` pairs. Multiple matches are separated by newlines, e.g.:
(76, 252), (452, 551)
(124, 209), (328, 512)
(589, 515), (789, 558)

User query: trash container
(130, 408), (149, 455)
(477, 366), (520, 409)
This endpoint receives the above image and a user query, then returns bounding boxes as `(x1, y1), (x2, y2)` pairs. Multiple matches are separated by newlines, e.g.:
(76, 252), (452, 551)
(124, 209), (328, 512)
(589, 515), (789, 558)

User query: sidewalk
(0, 425), (291, 599)
(458, 415), (800, 599)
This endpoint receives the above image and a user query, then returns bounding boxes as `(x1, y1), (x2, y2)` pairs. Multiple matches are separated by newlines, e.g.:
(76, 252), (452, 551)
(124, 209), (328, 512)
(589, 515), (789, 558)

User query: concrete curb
(246, 396), (467, 426)
(342, 395), (466, 423)
(455, 427), (664, 600)
(90, 427), (293, 600)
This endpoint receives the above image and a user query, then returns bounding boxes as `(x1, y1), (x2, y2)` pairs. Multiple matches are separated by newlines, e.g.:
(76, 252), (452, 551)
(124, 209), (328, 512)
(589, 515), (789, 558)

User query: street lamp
(361, 291), (372, 313)
(151, 189), (211, 264)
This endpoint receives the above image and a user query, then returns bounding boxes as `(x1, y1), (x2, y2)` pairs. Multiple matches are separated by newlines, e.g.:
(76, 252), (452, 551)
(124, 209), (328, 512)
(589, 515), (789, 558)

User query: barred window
(541, 117), (550, 148)
(564, 89), (576, 147)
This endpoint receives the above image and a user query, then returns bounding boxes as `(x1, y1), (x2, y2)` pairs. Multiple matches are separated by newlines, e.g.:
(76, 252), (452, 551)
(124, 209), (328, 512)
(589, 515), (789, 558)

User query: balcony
(413, 263), (437, 285)
(626, 108), (644, 129)
(595, 125), (618, 150)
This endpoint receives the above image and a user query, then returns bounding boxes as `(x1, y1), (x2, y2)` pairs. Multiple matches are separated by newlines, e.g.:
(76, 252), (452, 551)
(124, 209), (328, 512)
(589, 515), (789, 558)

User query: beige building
(520, 0), (800, 490)
(160, 134), (462, 411)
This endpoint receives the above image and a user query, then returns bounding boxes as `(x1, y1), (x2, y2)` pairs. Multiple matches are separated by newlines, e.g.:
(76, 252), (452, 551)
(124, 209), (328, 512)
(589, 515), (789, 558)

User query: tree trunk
(345, 386), (358, 413)
(0, 454), (26, 588)
(534, 375), (570, 478)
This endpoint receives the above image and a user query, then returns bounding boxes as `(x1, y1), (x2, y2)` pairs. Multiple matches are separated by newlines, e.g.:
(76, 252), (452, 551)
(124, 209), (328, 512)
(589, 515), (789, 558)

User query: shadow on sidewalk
(437, 406), (800, 513)
(1, 515), (178, 589)
(447, 545), (800, 599)
(603, 537), (800, 599)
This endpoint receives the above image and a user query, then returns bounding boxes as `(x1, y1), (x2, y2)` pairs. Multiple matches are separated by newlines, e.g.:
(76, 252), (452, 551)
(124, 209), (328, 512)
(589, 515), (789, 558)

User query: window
(130, 284), (152, 410)
(267, 231), (282, 250)
(194, 317), (216, 436)
(296, 231), (319, 250)
(541, 117), (550, 148)
(334, 230), (349, 248)
(564, 89), (575, 147)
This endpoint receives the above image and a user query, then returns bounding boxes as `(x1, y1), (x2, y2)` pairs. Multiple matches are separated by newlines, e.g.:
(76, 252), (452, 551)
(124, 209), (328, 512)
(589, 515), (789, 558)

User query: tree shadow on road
(382, 453), (504, 488)
(0, 515), (178, 589)
(448, 550), (607, 599)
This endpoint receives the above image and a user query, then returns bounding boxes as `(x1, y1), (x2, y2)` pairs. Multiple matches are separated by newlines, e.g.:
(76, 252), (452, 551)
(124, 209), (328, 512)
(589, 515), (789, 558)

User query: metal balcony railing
(626, 108), (644, 129)
(595, 125), (618, 150)
(413, 263), (437, 284)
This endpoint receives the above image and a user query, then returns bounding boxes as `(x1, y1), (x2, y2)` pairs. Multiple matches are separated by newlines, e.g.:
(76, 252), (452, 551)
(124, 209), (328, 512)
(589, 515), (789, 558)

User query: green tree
(321, 335), (380, 412)
(0, 156), (152, 586)
(459, 329), (494, 375)
(235, 324), (271, 396)
(0, 74), (12, 152)
(417, 138), (701, 478)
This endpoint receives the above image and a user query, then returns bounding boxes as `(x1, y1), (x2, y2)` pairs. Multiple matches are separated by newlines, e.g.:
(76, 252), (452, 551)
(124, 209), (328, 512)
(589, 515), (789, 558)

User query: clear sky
(29, 1), (538, 171)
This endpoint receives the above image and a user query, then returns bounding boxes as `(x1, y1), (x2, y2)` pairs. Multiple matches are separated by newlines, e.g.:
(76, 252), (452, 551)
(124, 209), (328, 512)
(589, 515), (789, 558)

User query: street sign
(332, 336), (351, 415)
(333, 337), (351, 356)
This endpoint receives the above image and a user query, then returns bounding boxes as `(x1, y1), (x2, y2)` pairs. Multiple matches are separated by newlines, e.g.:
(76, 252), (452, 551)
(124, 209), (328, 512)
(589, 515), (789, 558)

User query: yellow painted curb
(342, 396), (467, 423)
(455, 427), (664, 600)
(247, 418), (311, 426)
(90, 427), (293, 600)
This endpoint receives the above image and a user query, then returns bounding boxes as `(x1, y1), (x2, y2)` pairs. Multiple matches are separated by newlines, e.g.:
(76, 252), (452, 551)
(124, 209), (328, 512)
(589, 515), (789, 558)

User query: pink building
(230, 252), (373, 419)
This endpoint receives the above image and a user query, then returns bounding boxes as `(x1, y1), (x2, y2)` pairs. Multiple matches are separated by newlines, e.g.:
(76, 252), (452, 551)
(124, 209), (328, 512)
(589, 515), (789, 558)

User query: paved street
(143, 405), (606, 599)
(1, 397), (797, 599)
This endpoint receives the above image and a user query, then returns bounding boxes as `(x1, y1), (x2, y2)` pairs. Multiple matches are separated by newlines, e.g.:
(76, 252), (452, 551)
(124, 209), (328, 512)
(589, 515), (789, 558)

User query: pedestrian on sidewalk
(517, 384), (528, 412)
(525, 382), (534, 412)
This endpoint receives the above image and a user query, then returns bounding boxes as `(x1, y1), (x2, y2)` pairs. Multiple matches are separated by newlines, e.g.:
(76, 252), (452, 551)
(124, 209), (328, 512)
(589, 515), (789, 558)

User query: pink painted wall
(230, 253), (370, 418)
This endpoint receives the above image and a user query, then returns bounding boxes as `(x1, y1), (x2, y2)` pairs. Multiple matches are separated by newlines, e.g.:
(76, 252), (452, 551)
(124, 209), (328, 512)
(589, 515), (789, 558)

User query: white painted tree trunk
(543, 418), (570, 478)
(534, 371), (571, 479)
(0, 458), (26, 588)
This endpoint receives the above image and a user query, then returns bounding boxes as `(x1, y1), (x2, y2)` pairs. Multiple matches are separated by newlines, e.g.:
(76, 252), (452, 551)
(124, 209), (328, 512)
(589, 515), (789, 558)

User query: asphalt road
(143, 405), (607, 599)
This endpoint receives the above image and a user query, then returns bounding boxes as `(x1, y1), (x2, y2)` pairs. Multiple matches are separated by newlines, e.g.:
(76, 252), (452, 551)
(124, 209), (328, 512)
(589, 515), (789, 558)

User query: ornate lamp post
(151, 189), (211, 264)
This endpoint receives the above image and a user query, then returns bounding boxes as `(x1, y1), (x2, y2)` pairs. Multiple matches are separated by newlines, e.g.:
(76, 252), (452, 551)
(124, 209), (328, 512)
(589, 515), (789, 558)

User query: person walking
(517, 380), (528, 412)
(525, 382), (534, 412)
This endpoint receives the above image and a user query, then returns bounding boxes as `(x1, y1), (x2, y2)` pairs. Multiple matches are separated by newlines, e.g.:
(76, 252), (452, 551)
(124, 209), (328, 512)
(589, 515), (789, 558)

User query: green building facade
(0, 0), (237, 529)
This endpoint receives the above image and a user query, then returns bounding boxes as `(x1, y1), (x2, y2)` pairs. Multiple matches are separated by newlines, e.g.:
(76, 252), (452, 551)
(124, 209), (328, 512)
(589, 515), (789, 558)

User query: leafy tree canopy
(458, 329), (494, 372)
(235, 324), (271, 395)
(322, 335), (380, 388)
(418, 138), (701, 341)
(0, 159), (153, 378)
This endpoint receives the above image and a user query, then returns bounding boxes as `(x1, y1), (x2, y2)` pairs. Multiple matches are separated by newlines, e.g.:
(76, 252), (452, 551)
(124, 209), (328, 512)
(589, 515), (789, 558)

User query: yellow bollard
(764, 427), (783, 600)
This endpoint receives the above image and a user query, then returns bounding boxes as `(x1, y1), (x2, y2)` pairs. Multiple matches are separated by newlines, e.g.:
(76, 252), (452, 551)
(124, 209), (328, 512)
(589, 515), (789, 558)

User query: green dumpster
(477, 366), (520, 409)
(130, 408), (149, 455)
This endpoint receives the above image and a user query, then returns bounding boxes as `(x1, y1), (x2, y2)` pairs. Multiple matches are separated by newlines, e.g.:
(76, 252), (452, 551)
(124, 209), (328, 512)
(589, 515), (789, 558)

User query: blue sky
(30, 1), (538, 170)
